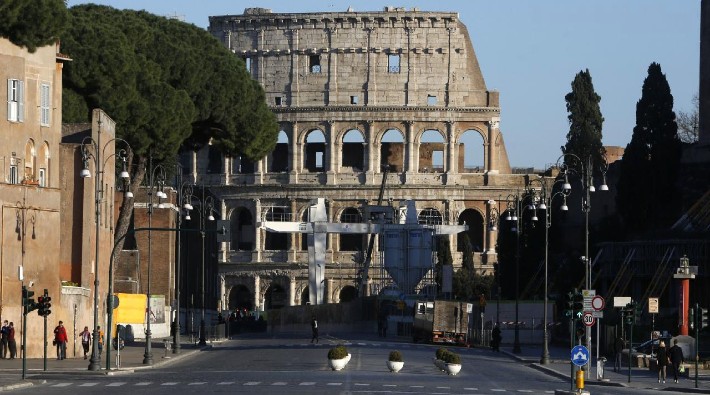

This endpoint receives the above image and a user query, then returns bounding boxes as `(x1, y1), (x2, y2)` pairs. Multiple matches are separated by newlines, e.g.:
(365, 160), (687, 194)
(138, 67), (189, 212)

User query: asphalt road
(7, 336), (699, 394)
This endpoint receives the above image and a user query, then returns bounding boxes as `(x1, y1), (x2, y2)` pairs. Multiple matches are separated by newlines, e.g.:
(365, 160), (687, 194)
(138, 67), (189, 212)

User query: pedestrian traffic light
(701, 307), (709, 329)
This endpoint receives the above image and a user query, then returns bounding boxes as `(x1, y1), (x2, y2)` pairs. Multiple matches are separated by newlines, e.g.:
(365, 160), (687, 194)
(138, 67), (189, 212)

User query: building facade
(199, 7), (532, 312)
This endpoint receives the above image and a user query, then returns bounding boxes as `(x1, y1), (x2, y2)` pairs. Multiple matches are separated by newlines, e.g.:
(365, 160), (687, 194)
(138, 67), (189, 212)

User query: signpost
(572, 345), (590, 366)
(582, 312), (595, 327)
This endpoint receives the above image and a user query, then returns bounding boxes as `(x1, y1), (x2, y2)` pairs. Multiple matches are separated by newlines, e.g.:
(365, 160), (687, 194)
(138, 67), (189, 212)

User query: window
(40, 83), (50, 126)
(244, 57), (251, 72)
(350, 95), (359, 104)
(427, 94), (438, 106)
(309, 55), (321, 73)
(274, 97), (282, 106)
(7, 79), (24, 122)
(38, 168), (46, 187)
(388, 54), (400, 73)
(10, 165), (18, 184)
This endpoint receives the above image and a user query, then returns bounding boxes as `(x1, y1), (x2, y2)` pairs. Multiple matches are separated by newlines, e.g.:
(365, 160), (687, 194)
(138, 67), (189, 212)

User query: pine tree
(562, 69), (606, 171)
(617, 62), (682, 234)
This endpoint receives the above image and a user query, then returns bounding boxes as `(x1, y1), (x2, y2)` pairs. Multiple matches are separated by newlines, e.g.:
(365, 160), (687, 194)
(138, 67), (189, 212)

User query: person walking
(0, 321), (8, 359)
(53, 321), (68, 360)
(657, 340), (669, 383)
(96, 326), (104, 356)
(492, 325), (502, 352)
(310, 316), (319, 344)
(79, 326), (91, 359)
(7, 323), (16, 359)
(669, 339), (685, 383)
(614, 335), (625, 372)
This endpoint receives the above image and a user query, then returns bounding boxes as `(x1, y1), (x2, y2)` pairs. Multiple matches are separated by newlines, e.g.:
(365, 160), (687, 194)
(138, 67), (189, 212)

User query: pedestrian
(657, 340), (668, 383)
(614, 335), (625, 372)
(492, 325), (502, 352)
(96, 326), (104, 356)
(53, 321), (68, 360)
(79, 326), (91, 359)
(7, 323), (16, 359)
(669, 339), (685, 383)
(310, 316), (318, 343)
(0, 320), (8, 359)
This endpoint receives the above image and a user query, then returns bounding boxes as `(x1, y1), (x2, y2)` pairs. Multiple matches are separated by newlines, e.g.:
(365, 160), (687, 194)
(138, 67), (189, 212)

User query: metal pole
(541, 195), (550, 364)
(22, 302), (27, 380)
(43, 315), (47, 371)
(173, 176), (182, 354)
(143, 156), (154, 365)
(513, 196), (521, 354)
(88, 130), (102, 371)
(199, 186), (207, 346)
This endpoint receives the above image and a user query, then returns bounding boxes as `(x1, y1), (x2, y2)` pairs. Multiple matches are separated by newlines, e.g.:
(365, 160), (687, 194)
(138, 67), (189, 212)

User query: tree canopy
(616, 62), (681, 234)
(0, 0), (67, 52)
(562, 69), (606, 171)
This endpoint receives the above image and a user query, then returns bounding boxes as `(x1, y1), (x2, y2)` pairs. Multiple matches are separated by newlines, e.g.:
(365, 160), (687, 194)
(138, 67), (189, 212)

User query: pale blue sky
(66, 0), (701, 168)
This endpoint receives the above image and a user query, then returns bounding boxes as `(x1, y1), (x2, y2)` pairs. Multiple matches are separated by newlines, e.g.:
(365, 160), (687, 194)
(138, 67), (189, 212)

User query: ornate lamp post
(172, 168), (189, 355)
(183, 185), (216, 346)
(80, 125), (131, 371)
(486, 200), (501, 328)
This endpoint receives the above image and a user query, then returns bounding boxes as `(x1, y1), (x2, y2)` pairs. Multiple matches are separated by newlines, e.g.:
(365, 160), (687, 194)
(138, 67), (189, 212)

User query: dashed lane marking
(272, 382), (288, 385)
(106, 382), (126, 386)
(78, 383), (99, 387)
(327, 383), (343, 386)
(217, 382), (234, 385)
(188, 382), (206, 385)
(135, 382), (151, 386)
(161, 382), (179, 386)
(354, 383), (370, 386)
(463, 388), (479, 391)
(244, 382), (261, 385)
(299, 382), (316, 385)
(51, 383), (72, 387)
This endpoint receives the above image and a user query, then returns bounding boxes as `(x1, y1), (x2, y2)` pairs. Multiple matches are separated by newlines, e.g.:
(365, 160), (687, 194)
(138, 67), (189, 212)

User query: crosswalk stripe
(383, 384), (397, 387)
(244, 382), (261, 386)
(188, 382), (207, 385)
(51, 383), (72, 387)
(354, 383), (370, 386)
(464, 388), (479, 391)
(135, 382), (151, 386)
(299, 382), (316, 386)
(272, 382), (288, 385)
(161, 382), (179, 386)
(106, 382), (126, 386)
(327, 383), (343, 386)
(217, 382), (234, 385)
(79, 383), (99, 387)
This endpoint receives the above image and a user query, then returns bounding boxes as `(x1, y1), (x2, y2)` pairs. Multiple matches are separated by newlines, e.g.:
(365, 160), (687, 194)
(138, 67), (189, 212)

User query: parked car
(633, 333), (672, 356)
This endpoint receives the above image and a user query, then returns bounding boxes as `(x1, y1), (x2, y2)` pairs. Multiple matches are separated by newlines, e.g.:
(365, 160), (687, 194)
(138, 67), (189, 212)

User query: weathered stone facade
(201, 8), (531, 312)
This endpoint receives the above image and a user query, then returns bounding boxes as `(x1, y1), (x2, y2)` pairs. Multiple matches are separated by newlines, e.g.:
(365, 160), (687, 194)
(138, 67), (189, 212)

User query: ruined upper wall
(208, 7), (495, 109)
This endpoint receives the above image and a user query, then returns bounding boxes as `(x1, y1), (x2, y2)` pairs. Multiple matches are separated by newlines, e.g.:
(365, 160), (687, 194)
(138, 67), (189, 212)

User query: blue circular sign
(571, 345), (590, 367)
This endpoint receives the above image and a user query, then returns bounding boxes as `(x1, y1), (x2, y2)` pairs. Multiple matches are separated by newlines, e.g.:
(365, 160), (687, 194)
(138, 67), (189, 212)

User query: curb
(529, 363), (626, 387)
(0, 381), (36, 392)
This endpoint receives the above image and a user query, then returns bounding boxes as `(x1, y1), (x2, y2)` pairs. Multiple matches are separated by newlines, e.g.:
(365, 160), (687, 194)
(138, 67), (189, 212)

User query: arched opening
(339, 207), (364, 252)
(264, 207), (290, 250)
(380, 129), (404, 172)
(418, 208), (443, 225)
(228, 285), (253, 310)
(301, 287), (310, 305)
(230, 154), (255, 174)
(24, 139), (35, 182)
(265, 283), (287, 310)
(459, 130), (485, 173)
(341, 129), (365, 171)
(304, 129), (326, 172)
(230, 207), (254, 251)
(37, 141), (49, 187)
(267, 130), (289, 172)
(458, 209), (484, 252)
(418, 129), (446, 173)
(339, 285), (358, 303)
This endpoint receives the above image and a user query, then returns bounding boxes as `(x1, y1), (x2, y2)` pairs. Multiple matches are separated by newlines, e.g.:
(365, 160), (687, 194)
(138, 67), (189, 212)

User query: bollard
(163, 339), (171, 359)
(576, 369), (585, 391)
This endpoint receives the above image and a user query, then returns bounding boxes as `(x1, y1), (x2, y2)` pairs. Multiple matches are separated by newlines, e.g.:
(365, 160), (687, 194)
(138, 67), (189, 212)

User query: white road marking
(244, 382), (261, 385)
(135, 382), (151, 386)
(383, 384), (397, 387)
(161, 382), (179, 386)
(464, 388), (479, 391)
(299, 382), (316, 385)
(327, 383), (343, 386)
(217, 382), (234, 385)
(410, 385), (424, 388)
(490, 390), (507, 392)
(106, 382), (126, 386)
(272, 382), (288, 385)
(51, 383), (72, 387)
(79, 383), (99, 387)
(188, 382), (206, 385)
(354, 383), (370, 386)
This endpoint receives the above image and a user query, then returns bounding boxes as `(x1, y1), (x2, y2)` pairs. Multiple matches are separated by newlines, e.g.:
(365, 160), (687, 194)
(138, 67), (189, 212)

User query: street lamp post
(486, 200), (501, 328)
(184, 185), (215, 346)
(80, 125), (131, 371)
(172, 169), (188, 355)
(143, 157), (167, 365)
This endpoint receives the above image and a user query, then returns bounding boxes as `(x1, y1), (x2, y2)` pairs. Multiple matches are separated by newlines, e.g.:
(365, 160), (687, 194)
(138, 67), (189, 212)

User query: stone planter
(444, 363), (462, 376)
(328, 353), (351, 371)
(386, 360), (404, 373)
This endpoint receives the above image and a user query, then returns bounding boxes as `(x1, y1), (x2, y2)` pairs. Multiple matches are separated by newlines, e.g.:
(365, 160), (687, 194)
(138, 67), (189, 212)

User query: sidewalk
(501, 343), (710, 394)
(0, 336), (208, 391)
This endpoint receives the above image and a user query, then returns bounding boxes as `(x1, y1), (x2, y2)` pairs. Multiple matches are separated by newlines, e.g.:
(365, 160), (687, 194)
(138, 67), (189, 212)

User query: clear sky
(66, 0), (700, 168)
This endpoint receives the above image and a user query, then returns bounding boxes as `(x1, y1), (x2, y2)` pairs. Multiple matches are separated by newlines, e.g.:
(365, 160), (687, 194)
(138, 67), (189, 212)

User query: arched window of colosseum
(341, 129), (365, 171)
(457, 209), (484, 253)
(417, 207), (442, 225)
(265, 283), (287, 309)
(37, 141), (49, 187)
(459, 129), (485, 173)
(380, 129), (404, 172)
(339, 285), (358, 303)
(339, 207), (364, 251)
(264, 206), (290, 251)
(419, 130), (445, 173)
(267, 130), (289, 173)
(301, 287), (309, 305)
(304, 129), (326, 172)
(23, 139), (35, 182)
(228, 284), (253, 310)
(230, 154), (255, 174)
(230, 207), (254, 251)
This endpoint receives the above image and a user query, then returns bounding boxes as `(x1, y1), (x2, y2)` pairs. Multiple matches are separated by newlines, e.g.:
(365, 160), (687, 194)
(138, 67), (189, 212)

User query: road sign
(648, 297), (659, 314)
(591, 311), (604, 318)
(582, 312), (596, 327)
(613, 296), (631, 307)
(591, 295), (605, 311)
(582, 289), (596, 312)
(571, 345), (590, 367)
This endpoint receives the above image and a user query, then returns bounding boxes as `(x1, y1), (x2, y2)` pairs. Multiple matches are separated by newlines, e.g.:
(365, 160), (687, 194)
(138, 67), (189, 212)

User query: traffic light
(565, 292), (574, 318)
(37, 289), (51, 317)
(21, 286), (37, 314)
(634, 302), (642, 324)
(624, 301), (636, 325)
(690, 306), (695, 330)
(701, 308), (709, 329)
(572, 290), (584, 319)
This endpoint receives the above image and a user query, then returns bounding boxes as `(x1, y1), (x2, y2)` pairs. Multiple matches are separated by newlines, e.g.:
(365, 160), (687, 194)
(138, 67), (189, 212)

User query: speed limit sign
(582, 312), (596, 327)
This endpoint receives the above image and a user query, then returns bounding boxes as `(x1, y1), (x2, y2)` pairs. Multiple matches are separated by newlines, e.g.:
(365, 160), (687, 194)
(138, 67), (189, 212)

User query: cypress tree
(562, 69), (606, 171)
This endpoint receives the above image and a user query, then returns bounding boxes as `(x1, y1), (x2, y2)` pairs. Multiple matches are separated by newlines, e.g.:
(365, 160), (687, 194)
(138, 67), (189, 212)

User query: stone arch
(457, 208), (484, 253)
(339, 285), (358, 303)
(24, 139), (35, 181)
(37, 141), (49, 187)
(341, 129), (365, 171)
(418, 207), (443, 225)
(267, 130), (289, 173)
(339, 207), (364, 252)
(228, 284), (253, 310)
(379, 128), (404, 172)
(264, 278), (289, 310)
(304, 129), (326, 172)
(229, 206), (254, 251)
(301, 286), (309, 305)
(458, 129), (486, 173)
(418, 129), (446, 173)
(264, 206), (290, 251)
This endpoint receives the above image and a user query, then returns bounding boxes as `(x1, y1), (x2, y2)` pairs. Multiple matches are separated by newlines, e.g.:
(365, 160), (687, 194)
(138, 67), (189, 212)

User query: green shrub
(443, 351), (461, 364)
(388, 350), (403, 362)
(435, 347), (448, 360)
(328, 345), (348, 360)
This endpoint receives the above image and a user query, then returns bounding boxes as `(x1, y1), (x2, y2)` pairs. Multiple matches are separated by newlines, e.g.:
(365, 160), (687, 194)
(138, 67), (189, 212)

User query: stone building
(199, 7), (531, 312)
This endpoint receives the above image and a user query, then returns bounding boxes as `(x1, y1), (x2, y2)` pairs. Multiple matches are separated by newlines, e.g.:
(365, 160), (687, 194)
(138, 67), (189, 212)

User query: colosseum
(193, 7), (531, 311)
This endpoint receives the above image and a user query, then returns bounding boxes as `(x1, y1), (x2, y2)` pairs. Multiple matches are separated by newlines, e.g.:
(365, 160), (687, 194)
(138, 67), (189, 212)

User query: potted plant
(442, 350), (462, 376)
(386, 350), (404, 372)
(327, 345), (351, 371)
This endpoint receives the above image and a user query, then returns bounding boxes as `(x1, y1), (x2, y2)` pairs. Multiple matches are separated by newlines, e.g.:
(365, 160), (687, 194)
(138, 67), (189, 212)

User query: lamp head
(538, 202), (547, 210)
(589, 185), (596, 193)
(80, 168), (91, 178)
(208, 214), (215, 221)
(126, 191), (133, 198)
